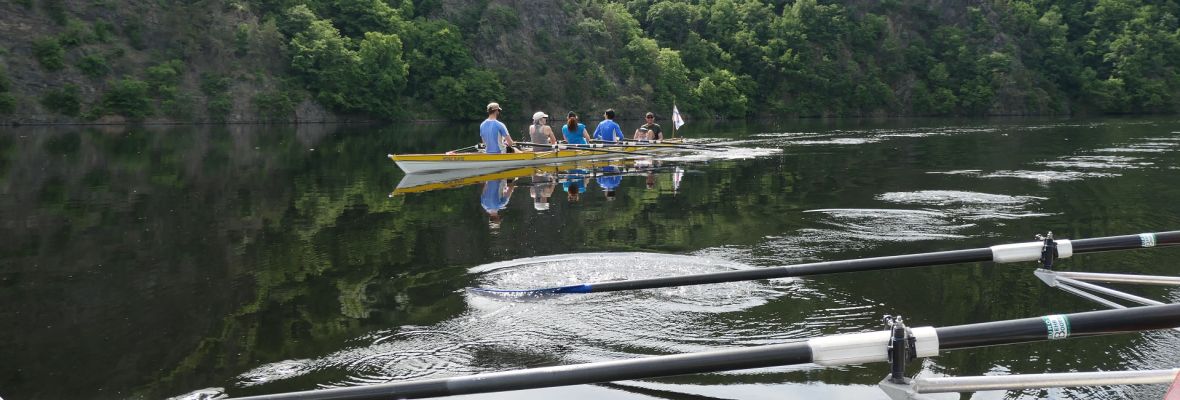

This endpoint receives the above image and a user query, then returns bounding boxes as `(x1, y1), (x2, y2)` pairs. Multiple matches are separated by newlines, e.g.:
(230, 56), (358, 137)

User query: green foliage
(235, 23), (252, 56)
(41, 85), (82, 117)
(122, 17), (145, 50)
(646, 1), (702, 45)
(353, 31), (408, 117)
(32, 38), (66, 71)
(162, 92), (197, 121)
(102, 78), (152, 119)
(288, 18), (359, 110)
(0, 93), (15, 115)
(321, 0), (402, 39)
(93, 22), (116, 43)
(693, 69), (749, 118)
(76, 54), (110, 79)
(58, 19), (94, 47)
(146, 60), (185, 95)
(0, 64), (15, 115)
(233, 0), (1180, 119)
(200, 74), (233, 122)
(479, 4), (520, 37)
(43, 0), (69, 25)
(253, 89), (299, 121)
(429, 69), (506, 120)
(0, 65), (10, 93)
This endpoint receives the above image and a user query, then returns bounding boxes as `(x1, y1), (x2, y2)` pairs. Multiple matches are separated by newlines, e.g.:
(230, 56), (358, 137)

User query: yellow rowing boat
(389, 140), (684, 174)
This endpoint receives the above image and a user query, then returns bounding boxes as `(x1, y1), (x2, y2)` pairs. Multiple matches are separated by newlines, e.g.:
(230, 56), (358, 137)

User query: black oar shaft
(234, 343), (813, 400)
(938, 302), (1180, 349)
(580, 231), (1180, 293)
(1070, 231), (1180, 252)
(232, 304), (1180, 400)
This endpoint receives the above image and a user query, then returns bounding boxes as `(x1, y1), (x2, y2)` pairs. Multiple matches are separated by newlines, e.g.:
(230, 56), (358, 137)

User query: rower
(527, 111), (558, 151)
(480, 102), (516, 153)
(562, 111), (590, 146)
(591, 108), (624, 143)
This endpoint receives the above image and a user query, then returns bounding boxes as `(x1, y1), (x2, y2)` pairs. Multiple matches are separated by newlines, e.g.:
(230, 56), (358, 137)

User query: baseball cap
(487, 102), (502, 112)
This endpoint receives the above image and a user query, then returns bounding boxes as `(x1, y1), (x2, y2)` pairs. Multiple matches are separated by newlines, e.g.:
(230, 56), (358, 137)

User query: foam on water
(1033, 155), (1153, 170)
(876, 190), (1053, 221)
(802, 208), (972, 241)
(980, 170), (1122, 182)
(790, 137), (882, 145)
(660, 146), (782, 162)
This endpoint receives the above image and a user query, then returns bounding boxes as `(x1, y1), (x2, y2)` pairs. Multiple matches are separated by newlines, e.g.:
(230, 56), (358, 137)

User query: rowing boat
(389, 140), (685, 174)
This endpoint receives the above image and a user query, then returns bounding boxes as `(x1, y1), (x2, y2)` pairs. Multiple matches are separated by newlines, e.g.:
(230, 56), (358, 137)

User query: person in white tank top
(527, 111), (558, 150)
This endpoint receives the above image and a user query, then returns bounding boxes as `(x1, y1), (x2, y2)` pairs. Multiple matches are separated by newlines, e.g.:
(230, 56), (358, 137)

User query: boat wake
(929, 133), (1180, 183)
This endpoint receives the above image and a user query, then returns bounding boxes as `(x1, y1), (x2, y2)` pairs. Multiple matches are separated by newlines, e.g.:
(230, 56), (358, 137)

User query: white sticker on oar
(1043, 315), (1071, 340)
(1141, 233), (1158, 248)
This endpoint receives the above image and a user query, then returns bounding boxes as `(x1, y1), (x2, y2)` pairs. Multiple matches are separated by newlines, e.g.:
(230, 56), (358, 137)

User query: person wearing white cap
(481, 102), (515, 153)
(527, 111), (558, 150)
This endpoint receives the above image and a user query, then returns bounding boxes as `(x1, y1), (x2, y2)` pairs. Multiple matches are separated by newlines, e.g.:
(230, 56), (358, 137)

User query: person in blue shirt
(591, 109), (624, 143)
(597, 165), (622, 200)
(480, 102), (515, 153)
(562, 111), (590, 145)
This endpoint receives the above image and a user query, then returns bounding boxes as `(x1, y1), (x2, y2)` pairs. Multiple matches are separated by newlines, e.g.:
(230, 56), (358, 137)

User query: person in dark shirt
(634, 111), (663, 140)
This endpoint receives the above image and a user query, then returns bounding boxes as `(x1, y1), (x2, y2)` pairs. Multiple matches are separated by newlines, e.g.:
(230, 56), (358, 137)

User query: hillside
(0, 0), (1178, 125)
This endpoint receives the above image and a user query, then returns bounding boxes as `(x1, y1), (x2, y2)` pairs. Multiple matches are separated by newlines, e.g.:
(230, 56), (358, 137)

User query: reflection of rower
(597, 165), (621, 200)
(530, 171), (556, 211)
(481, 179), (515, 228)
(561, 168), (589, 203)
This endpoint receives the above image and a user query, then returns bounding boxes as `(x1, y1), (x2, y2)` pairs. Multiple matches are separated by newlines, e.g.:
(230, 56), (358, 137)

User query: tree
(354, 32), (409, 117)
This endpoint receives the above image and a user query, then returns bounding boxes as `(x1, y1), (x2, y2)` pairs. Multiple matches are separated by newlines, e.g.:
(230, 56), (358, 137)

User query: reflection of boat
(392, 160), (651, 195)
(389, 141), (683, 174)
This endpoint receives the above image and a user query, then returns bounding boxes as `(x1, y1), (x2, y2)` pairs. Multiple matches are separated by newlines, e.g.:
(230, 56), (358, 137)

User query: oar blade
(466, 283), (592, 298)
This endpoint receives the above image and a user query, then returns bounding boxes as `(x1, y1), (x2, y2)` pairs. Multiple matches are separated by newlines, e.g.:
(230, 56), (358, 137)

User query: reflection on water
(4, 118), (1180, 400)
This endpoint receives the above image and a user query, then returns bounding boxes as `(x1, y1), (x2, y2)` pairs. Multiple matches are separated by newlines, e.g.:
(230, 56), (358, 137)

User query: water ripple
(236, 253), (830, 388)
(1034, 155), (1153, 170)
(803, 208), (972, 241)
(876, 190), (1053, 221)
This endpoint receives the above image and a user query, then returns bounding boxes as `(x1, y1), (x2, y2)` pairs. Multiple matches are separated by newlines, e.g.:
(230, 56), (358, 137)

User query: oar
(229, 303), (1180, 400)
(517, 141), (655, 158)
(445, 144), (481, 154)
(472, 231), (1180, 295)
(591, 139), (726, 151)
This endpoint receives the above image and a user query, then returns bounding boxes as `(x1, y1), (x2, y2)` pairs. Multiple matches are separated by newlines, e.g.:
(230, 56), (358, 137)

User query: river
(2, 117), (1179, 400)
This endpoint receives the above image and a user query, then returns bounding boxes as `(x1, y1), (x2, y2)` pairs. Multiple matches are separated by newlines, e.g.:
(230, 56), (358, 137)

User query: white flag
(672, 105), (685, 129)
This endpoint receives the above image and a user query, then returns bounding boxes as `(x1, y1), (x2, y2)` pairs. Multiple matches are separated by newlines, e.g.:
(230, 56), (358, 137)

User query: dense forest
(0, 0), (1178, 123)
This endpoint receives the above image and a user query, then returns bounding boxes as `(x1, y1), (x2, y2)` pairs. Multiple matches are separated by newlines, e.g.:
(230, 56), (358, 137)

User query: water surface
(2, 118), (1180, 399)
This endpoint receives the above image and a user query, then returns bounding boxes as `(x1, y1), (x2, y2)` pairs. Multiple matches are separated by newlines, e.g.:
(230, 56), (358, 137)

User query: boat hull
(391, 144), (674, 174)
